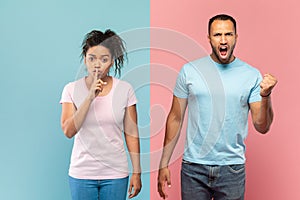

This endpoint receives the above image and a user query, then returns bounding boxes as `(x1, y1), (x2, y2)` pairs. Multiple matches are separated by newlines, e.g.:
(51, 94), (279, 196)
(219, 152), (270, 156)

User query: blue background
(0, 0), (150, 199)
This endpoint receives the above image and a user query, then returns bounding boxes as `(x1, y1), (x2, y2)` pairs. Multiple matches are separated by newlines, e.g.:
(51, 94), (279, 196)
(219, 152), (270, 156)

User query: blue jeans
(69, 176), (129, 200)
(181, 160), (245, 200)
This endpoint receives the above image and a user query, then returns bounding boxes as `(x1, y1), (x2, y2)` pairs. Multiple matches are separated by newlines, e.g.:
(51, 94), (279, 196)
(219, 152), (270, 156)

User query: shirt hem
(182, 157), (245, 166)
(68, 172), (129, 180)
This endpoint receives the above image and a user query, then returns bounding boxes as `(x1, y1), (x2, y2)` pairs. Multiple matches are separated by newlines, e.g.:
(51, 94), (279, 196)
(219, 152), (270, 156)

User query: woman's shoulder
(113, 77), (133, 87)
(112, 77), (135, 94)
(61, 77), (86, 94)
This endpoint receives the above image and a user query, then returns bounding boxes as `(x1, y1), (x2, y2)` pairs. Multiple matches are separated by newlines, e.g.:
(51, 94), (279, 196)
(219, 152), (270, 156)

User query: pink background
(150, 0), (300, 199)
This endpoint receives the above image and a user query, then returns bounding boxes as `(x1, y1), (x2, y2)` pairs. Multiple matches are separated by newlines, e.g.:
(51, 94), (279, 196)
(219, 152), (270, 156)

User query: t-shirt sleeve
(59, 83), (74, 104)
(127, 84), (137, 107)
(173, 65), (188, 98)
(248, 71), (263, 103)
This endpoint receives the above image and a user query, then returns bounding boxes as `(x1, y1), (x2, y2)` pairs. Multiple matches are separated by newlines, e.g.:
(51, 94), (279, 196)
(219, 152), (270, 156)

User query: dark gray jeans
(181, 160), (245, 200)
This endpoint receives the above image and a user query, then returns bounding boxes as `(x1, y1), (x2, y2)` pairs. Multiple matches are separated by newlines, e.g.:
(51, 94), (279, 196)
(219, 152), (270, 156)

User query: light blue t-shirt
(174, 56), (262, 165)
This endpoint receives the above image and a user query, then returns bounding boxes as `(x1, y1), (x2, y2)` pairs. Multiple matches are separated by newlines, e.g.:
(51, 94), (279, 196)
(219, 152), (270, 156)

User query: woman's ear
(110, 57), (114, 67)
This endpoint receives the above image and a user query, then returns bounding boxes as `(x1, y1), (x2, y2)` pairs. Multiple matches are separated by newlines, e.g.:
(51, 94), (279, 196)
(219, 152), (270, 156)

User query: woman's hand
(128, 173), (142, 198)
(88, 69), (107, 100)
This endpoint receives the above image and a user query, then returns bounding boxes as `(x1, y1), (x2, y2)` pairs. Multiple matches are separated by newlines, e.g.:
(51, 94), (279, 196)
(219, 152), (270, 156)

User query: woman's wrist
(132, 172), (141, 175)
(87, 93), (95, 101)
(132, 167), (141, 174)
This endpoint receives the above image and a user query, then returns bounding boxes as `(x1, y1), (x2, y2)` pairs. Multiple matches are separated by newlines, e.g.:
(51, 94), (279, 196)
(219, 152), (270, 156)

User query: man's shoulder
(236, 58), (258, 71)
(234, 57), (260, 73)
(181, 56), (211, 70)
(189, 56), (211, 65)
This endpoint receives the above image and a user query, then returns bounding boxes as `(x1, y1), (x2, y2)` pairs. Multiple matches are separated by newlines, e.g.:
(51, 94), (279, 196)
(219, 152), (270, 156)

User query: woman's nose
(94, 59), (101, 66)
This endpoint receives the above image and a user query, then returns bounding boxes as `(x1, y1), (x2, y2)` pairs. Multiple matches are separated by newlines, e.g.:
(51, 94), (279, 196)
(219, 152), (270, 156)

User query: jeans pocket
(227, 164), (245, 174)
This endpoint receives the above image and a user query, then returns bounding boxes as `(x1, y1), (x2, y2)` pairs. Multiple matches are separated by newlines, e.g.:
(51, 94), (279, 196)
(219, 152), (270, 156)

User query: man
(157, 14), (277, 200)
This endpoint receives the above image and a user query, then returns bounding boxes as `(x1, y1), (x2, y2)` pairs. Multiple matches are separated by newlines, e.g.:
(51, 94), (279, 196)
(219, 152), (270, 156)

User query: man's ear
(207, 34), (211, 42)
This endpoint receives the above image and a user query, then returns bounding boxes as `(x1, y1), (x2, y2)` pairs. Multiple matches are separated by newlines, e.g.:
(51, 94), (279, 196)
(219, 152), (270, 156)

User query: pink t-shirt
(60, 77), (137, 179)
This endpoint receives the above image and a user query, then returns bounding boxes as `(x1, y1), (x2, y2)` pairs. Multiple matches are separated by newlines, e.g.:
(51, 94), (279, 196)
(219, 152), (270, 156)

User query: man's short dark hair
(208, 14), (237, 35)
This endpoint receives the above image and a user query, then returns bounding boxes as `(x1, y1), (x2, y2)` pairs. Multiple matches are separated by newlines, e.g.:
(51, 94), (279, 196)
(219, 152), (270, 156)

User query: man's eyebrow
(213, 31), (234, 34)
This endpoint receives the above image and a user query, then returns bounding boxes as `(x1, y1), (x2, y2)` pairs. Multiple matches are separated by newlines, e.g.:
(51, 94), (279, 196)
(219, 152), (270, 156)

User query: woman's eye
(102, 58), (108, 63)
(88, 57), (94, 62)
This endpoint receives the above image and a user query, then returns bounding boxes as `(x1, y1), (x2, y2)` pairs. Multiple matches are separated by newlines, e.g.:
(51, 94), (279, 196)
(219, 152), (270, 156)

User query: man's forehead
(210, 20), (235, 32)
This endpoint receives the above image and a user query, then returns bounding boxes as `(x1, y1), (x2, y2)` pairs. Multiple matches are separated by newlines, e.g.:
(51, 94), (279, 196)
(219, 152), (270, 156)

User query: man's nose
(220, 35), (227, 44)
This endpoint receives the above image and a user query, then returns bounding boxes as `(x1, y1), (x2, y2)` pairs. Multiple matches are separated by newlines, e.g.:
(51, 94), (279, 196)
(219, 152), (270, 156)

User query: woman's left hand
(128, 173), (142, 198)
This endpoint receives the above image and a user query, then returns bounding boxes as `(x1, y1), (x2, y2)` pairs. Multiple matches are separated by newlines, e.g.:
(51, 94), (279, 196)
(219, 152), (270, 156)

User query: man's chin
(217, 56), (231, 64)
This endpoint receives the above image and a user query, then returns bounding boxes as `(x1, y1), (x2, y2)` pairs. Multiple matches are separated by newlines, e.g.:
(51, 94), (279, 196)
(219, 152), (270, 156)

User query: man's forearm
(159, 115), (182, 168)
(254, 96), (274, 133)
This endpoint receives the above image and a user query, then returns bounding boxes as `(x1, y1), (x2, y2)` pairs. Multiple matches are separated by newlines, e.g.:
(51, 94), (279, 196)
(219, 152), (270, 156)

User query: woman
(60, 30), (141, 200)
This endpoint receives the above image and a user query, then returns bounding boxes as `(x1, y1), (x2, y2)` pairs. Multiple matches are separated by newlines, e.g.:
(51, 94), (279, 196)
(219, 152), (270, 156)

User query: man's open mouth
(219, 46), (228, 58)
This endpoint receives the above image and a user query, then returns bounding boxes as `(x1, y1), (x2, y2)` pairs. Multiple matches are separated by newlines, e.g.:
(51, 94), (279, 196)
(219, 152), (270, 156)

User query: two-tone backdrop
(1, 0), (299, 199)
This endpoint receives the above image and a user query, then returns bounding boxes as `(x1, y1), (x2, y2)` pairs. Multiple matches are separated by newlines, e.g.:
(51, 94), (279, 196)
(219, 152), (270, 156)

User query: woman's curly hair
(81, 29), (127, 76)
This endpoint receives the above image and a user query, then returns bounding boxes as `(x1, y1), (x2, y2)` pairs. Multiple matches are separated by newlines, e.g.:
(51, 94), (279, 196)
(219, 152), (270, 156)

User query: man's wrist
(261, 92), (271, 98)
(159, 162), (169, 169)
